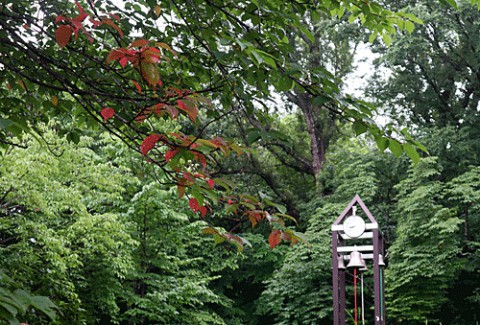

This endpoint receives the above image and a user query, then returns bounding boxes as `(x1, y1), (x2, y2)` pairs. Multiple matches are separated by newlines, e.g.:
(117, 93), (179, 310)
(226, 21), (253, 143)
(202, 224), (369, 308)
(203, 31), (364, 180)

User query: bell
(347, 250), (364, 268)
(359, 258), (368, 272)
(338, 255), (346, 270)
(378, 254), (386, 267)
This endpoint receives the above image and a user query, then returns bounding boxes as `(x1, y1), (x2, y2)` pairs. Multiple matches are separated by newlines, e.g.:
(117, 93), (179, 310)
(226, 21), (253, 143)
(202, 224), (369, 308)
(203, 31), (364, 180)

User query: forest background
(0, 0), (479, 324)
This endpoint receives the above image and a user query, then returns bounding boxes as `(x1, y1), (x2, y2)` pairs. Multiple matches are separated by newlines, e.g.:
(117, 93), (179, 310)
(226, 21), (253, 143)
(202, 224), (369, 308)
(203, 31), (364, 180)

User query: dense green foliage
(0, 0), (479, 324)
(0, 132), (241, 324)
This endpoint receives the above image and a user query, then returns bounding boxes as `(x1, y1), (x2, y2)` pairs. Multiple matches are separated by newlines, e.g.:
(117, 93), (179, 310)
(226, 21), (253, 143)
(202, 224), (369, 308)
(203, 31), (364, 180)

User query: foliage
(257, 145), (391, 324)
(0, 0), (431, 248)
(0, 0), (479, 324)
(119, 182), (239, 324)
(0, 131), (139, 323)
(366, 2), (480, 321)
(367, 0), (480, 173)
(385, 158), (464, 323)
(0, 270), (57, 325)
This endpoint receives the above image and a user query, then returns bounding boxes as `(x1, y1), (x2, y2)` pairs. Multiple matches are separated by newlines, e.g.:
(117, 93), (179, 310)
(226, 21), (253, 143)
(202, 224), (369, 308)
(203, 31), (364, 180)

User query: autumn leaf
(132, 80), (142, 94)
(189, 198), (200, 213)
(140, 134), (161, 156)
(100, 17), (123, 38)
(140, 62), (160, 87)
(177, 185), (186, 199)
(156, 42), (177, 57)
(165, 148), (179, 162)
(177, 99), (198, 122)
(101, 107), (115, 121)
(154, 5), (162, 17)
(51, 95), (59, 107)
(207, 179), (215, 189)
(202, 227), (219, 235)
(269, 229), (282, 248)
(200, 206), (207, 218)
(130, 39), (149, 48)
(166, 106), (179, 119)
(177, 99), (187, 110)
(193, 152), (207, 169)
(106, 49), (125, 64)
(56, 25), (73, 48)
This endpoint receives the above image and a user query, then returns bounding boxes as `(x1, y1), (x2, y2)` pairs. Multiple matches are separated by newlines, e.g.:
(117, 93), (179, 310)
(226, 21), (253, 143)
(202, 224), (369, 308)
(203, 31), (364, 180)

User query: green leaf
(404, 20), (415, 34)
(403, 143), (420, 163)
(275, 75), (294, 92)
(382, 33), (392, 47)
(246, 128), (262, 145)
(412, 140), (428, 153)
(439, 0), (458, 9)
(353, 120), (368, 136)
(0, 119), (13, 130)
(265, 200), (287, 214)
(375, 137), (389, 152)
(388, 139), (403, 157)
(29, 296), (57, 321)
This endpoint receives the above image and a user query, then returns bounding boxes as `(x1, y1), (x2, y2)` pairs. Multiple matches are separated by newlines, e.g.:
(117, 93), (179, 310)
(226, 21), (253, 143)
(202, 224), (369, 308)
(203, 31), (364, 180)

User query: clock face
(343, 215), (366, 238)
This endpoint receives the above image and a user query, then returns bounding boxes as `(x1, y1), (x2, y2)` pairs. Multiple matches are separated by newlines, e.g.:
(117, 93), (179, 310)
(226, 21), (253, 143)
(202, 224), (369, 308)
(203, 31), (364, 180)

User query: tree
(0, 130), (139, 323)
(257, 139), (403, 324)
(385, 157), (464, 323)
(0, 0), (428, 247)
(120, 182), (239, 325)
(367, 0), (480, 177)
(366, 2), (480, 321)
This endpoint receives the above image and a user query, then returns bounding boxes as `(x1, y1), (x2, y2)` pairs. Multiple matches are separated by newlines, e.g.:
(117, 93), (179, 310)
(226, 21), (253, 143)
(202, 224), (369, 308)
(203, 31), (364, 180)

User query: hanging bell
(338, 255), (346, 270)
(359, 258), (368, 272)
(347, 250), (364, 268)
(378, 254), (386, 267)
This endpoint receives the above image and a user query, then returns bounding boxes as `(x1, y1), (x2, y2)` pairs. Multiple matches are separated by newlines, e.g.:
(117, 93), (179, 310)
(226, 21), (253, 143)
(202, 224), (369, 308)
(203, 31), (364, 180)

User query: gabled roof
(332, 194), (377, 225)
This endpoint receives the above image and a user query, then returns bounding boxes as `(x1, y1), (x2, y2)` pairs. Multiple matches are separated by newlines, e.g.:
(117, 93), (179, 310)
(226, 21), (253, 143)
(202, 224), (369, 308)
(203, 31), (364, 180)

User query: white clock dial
(343, 215), (366, 238)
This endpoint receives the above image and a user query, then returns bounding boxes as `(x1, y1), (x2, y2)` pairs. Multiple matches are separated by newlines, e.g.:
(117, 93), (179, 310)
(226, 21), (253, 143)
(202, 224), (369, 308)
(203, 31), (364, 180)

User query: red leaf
(269, 230), (282, 249)
(132, 80), (142, 94)
(109, 13), (121, 21)
(165, 148), (179, 162)
(193, 152), (207, 169)
(55, 15), (67, 23)
(101, 107), (115, 121)
(73, 13), (89, 23)
(248, 211), (264, 227)
(207, 179), (215, 189)
(106, 49), (124, 64)
(177, 185), (186, 199)
(101, 17), (123, 38)
(166, 106), (179, 119)
(183, 172), (193, 182)
(177, 99), (187, 110)
(119, 57), (129, 68)
(89, 17), (102, 27)
(141, 134), (161, 156)
(142, 47), (161, 64)
(55, 25), (73, 48)
(130, 39), (149, 48)
(74, 1), (86, 16)
(200, 206), (207, 218)
(189, 198), (199, 213)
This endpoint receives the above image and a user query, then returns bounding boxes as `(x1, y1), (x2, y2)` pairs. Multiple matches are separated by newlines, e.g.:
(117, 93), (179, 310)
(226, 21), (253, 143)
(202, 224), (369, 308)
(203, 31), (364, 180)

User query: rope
(361, 272), (365, 325)
(354, 268), (358, 325)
